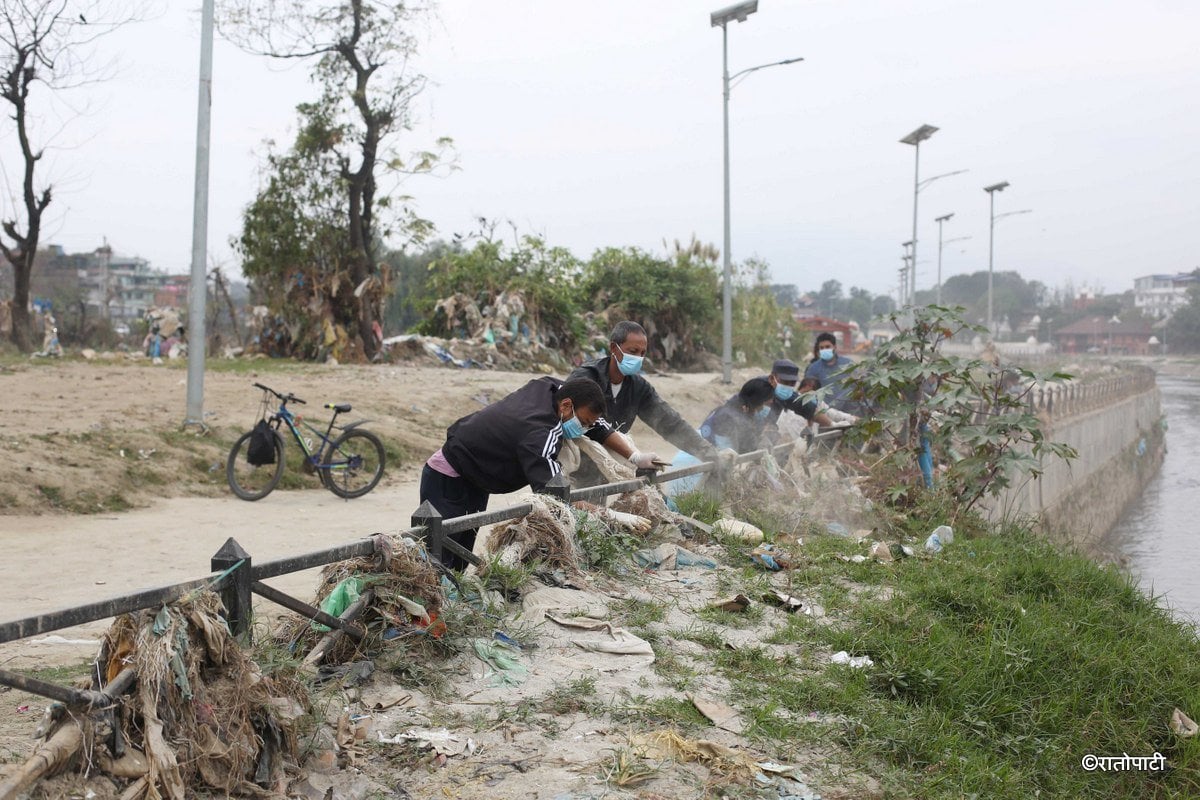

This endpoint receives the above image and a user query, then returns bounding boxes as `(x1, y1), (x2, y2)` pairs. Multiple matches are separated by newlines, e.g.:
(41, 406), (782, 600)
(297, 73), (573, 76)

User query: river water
(1106, 374), (1200, 624)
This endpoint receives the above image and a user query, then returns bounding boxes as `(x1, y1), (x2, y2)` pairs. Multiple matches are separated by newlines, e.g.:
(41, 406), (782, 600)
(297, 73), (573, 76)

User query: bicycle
(226, 382), (386, 501)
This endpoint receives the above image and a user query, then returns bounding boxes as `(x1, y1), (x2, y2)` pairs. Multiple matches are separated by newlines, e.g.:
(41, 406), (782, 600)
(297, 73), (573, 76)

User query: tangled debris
(284, 534), (446, 666)
(1, 591), (310, 800)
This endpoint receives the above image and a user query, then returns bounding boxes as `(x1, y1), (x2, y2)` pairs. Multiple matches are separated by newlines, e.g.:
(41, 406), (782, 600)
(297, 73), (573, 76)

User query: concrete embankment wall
(996, 368), (1163, 550)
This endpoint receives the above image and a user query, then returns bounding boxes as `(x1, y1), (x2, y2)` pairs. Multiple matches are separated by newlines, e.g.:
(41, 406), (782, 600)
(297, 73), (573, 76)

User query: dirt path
(0, 358), (743, 667)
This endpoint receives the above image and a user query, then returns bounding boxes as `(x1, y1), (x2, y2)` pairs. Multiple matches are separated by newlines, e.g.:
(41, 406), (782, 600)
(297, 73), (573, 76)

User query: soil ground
(2, 358), (858, 799)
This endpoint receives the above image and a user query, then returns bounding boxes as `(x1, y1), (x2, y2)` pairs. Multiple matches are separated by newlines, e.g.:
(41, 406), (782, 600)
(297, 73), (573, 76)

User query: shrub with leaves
(845, 305), (1076, 518)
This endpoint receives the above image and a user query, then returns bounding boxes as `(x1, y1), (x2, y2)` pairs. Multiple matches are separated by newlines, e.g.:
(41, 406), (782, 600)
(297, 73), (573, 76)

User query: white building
(1134, 273), (1196, 319)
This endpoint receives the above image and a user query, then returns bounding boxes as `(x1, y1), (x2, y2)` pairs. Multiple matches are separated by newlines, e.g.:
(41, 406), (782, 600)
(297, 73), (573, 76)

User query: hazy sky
(6, 0), (1198, 302)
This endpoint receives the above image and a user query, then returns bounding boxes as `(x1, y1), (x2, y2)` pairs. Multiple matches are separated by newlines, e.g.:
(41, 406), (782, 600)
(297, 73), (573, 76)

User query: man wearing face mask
(420, 376), (607, 569)
(568, 320), (732, 484)
(804, 332), (858, 414)
(762, 358), (834, 434)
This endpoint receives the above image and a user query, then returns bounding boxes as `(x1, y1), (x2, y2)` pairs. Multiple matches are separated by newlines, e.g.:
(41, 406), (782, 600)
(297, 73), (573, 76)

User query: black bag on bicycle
(246, 420), (276, 466)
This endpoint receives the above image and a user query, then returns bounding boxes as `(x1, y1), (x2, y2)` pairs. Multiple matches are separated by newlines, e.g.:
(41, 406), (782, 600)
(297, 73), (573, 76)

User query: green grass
(672, 490), (722, 525)
(613, 597), (667, 628)
(696, 526), (1200, 798)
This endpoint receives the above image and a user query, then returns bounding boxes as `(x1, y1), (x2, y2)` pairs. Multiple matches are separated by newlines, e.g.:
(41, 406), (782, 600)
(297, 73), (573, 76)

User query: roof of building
(1054, 316), (1154, 336)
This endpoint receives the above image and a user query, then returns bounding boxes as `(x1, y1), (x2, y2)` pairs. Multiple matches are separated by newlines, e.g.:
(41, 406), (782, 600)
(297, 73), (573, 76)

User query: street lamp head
(900, 124), (938, 145)
(984, 181), (1010, 194)
(711, 0), (758, 27)
(935, 212), (954, 223)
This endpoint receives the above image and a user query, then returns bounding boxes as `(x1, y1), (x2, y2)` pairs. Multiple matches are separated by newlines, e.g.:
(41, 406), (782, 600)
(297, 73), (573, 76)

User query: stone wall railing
(1024, 366), (1157, 420)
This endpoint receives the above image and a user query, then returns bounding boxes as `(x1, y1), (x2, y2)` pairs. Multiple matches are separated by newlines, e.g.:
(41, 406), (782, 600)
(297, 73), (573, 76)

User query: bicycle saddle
(326, 403), (352, 413)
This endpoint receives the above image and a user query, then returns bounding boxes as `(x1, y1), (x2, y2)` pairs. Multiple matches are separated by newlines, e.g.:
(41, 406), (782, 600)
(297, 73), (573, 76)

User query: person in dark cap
(762, 358), (833, 435)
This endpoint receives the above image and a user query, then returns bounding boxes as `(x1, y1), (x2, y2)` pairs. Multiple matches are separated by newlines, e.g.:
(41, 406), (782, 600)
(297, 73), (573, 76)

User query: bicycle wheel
(226, 429), (286, 501)
(322, 429), (386, 498)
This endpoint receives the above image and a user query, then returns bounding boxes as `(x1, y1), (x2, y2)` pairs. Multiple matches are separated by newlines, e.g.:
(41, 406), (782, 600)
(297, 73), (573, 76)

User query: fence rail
(0, 429), (844, 705)
(1025, 367), (1157, 420)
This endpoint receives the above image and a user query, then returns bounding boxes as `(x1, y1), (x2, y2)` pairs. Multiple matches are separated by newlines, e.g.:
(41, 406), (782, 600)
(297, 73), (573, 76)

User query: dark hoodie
(569, 356), (716, 458)
(441, 377), (604, 494)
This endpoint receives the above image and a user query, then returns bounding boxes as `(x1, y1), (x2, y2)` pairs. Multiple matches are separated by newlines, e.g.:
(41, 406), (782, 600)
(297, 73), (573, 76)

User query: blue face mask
(774, 384), (796, 401)
(818, 348), (835, 362)
(561, 415), (587, 439)
(614, 344), (644, 377)
(755, 406), (771, 421)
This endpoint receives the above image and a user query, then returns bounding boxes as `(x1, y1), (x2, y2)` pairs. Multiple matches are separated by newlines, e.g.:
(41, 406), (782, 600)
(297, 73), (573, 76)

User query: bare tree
(221, 0), (449, 360)
(0, 1), (142, 351)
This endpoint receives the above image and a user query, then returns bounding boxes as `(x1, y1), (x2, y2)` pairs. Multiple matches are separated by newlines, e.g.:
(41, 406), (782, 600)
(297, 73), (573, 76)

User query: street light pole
(184, 0), (215, 429)
(711, 1), (801, 383)
(934, 213), (953, 306)
(720, 14), (733, 384)
(900, 125), (938, 306)
(983, 181), (1009, 336)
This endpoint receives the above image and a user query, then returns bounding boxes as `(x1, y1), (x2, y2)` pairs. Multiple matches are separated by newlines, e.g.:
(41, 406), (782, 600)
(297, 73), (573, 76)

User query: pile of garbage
(1, 591), (309, 800)
(283, 534), (447, 666)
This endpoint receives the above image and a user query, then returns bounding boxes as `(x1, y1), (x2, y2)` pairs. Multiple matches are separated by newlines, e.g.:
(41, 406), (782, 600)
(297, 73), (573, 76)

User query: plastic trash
(750, 543), (791, 571)
(472, 638), (528, 686)
(917, 427), (934, 488)
(826, 521), (849, 537)
(674, 547), (718, 569)
(1171, 708), (1198, 737)
(925, 533), (943, 553)
(313, 576), (365, 631)
(830, 651), (874, 669)
(709, 594), (751, 613)
(713, 518), (765, 544)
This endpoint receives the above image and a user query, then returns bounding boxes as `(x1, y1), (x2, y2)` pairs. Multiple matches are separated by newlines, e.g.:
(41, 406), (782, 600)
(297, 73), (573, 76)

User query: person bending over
(420, 377), (606, 570)
(698, 377), (775, 455)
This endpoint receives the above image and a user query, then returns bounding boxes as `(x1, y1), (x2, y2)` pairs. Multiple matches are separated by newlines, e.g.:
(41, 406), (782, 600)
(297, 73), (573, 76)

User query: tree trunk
(9, 262), (32, 352)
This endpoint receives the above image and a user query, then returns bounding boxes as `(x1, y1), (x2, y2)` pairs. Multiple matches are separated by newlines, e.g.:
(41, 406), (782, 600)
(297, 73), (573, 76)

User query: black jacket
(569, 357), (716, 458)
(441, 377), (576, 494)
(699, 401), (764, 454)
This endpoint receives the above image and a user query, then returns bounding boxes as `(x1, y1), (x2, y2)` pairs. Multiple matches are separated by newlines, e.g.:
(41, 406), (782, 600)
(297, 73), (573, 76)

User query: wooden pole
(0, 720), (83, 800)
(301, 589), (374, 669)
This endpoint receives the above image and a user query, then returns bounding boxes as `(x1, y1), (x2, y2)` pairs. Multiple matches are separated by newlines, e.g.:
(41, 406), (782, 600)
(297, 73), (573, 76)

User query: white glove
(628, 450), (661, 470)
(604, 509), (652, 533)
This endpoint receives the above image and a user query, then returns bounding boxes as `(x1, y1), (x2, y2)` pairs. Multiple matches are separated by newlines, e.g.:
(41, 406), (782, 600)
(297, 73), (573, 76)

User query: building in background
(1134, 273), (1197, 319)
(1054, 316), (1154, 356)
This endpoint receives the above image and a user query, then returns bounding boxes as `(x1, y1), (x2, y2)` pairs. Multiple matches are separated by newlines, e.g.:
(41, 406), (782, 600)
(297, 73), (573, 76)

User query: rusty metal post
(211, 538), (252, 644)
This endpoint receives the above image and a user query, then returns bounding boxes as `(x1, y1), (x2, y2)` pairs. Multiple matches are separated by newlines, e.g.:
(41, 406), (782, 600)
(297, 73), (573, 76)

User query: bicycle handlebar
(252, 382), (306, 405)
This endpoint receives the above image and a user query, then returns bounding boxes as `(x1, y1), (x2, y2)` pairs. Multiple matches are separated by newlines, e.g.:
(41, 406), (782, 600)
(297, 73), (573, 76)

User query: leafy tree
(1165, 283), (1200, 352)
(733, 258), (803, 366)
(381, 239), (456, 333)
(0, 1), (142, 351)
(770, 283), (799, 310)
(846, 305), (1076, 519)
(815, 279), (843, 318)
(222, 0), (451, 360)
(579, 240), (721, 368)
(844, 286), (876, 331)
(418, 235), (585, 351)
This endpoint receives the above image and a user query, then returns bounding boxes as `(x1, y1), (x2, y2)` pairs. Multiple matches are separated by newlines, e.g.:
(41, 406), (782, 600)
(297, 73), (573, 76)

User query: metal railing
(0, 430), (844, 705)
